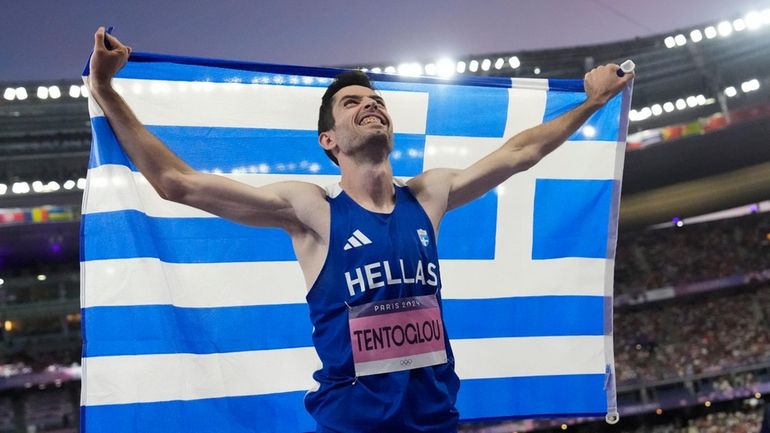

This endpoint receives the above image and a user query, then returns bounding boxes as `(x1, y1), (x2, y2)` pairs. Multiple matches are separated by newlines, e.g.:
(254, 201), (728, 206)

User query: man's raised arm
(87, 27), (324, 233)
(409, 64), (633, 221)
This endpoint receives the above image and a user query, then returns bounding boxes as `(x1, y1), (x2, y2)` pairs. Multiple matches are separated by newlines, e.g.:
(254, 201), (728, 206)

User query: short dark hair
(318, 71), (375, 165)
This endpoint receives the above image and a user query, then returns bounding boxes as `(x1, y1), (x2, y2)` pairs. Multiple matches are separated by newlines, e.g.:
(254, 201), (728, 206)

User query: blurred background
(2, 2), (770, 432)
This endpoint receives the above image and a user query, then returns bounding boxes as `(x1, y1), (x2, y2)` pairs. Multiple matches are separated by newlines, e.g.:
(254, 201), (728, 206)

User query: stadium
(1, 3), (770, 433)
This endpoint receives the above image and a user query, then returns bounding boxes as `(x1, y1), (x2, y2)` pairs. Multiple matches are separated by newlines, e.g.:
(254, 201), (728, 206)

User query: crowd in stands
(621, 406), (765, 433)
(615, 286), (770, 383)
(615, 212), (770, 295)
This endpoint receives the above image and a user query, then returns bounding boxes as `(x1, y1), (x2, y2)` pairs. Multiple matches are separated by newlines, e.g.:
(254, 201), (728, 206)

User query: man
(89, 26), (633, 433)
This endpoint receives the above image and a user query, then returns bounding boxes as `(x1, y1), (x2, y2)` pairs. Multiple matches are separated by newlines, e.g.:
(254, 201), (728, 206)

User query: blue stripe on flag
(438, 191), (497, 260)
(106, 52), (516, 89)
(543, 89), (622, 141)
(81, 391), (316, 433)
(373, 80), (510, 137)
(82, 210), (296, 262)
(423, 84), (509, 137)
(89, 117), (425, 176)
(443, 296), (605, 339)
(82, 304), (313, 357)
(82, 296), (603, 357)
(531, 179), (614, 260)
(458, 374), (607, 420)
(81, 206), (497, 262)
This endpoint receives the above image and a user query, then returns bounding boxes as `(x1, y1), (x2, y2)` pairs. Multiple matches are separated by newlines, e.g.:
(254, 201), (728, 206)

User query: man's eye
(344, 100), (356, 107)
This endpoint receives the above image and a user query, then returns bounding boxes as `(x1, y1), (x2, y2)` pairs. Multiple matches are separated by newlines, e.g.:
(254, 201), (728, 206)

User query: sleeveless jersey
(304, 183), (460, 433)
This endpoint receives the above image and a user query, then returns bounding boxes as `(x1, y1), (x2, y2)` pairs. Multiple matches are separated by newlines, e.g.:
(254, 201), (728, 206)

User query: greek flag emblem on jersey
(417, 228), (430, 247)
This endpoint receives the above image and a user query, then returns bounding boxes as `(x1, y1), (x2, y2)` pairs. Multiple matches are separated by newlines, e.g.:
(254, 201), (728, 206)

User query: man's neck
(339, 161), (395, 213)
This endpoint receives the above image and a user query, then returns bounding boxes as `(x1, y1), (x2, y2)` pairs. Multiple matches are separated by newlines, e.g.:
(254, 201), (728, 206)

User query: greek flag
(81, 52), (632, 432)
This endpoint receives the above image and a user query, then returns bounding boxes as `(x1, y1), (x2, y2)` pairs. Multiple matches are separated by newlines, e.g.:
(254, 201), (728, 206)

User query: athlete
(89, 26), (633, 433)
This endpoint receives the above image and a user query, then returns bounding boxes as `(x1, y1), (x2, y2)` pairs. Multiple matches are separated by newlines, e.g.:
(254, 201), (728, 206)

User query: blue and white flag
(81, 52), (632, 432)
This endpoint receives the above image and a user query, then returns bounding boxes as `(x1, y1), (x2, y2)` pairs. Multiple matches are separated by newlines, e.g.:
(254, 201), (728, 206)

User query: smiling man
(88, 26), (633, 433)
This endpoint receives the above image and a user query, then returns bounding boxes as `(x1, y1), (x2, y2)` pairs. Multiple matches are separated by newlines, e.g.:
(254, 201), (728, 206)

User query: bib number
(348, 294), (448, 377)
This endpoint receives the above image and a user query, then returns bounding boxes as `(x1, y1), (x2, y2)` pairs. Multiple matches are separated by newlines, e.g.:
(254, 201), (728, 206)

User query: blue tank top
(304, 183), (460, 433)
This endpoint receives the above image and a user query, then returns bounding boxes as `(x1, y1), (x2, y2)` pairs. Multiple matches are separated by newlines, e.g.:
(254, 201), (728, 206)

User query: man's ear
(319, 130), (335, 152)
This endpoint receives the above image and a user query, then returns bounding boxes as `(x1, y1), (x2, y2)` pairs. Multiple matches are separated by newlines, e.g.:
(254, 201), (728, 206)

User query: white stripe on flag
(82, 336), (604, 406)
(423, 137), (621, 180)
(453, 336), (606, 379)
(503, 86), (548, 138)
(81, 257), (607, 309)
(81, 347), (321, 406)
(83, 165), (340, 216)
(92, 79), (429, 134)
(81, 259), (307, 308)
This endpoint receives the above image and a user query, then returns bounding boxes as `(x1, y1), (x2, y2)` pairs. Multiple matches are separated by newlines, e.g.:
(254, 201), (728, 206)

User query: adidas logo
(343, 230), (372, 251)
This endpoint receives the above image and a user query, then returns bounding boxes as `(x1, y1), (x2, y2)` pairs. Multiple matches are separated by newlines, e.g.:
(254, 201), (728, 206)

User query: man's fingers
(105, 33), (126, 51)
(94, 27), (105, 51)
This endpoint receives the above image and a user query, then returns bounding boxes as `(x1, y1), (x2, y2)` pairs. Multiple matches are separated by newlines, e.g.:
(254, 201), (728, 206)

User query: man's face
(327, 85), (394, 163)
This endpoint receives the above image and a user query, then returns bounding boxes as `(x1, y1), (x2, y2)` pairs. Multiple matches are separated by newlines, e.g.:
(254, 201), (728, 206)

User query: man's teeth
(361, 116), (382, 125)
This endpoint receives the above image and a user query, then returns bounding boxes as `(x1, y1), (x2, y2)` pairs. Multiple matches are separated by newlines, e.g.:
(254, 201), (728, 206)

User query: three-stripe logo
(343, 230), (372, 251)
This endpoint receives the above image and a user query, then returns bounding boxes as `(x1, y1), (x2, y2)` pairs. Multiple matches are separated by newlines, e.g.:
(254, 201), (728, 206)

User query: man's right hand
(90, 26), (132, 93)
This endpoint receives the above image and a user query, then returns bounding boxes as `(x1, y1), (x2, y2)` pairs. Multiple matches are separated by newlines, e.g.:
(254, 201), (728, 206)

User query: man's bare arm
(410, 64), (633, 223)
(88, 27), (322, 233)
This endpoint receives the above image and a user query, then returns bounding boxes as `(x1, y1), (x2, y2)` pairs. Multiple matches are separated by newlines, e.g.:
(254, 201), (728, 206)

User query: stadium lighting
(69, 85), (81, 98)
(639, 107), (652, 119)
(717, 21), (733, 37)
(370, 67), (382, 73)
(763, 8), (770, 24)
(674, 34), (687, 46)
(424, 63), (437, 76)
(12, 182), (30, 194)
(508, 56), (520, 69)
(397, 62), (422, 77)
(745, 11), (762, 30)
(47, 181), (61, 191)
(49, 85), (61, 99)
(63, 180), (76, 190)
(480, 59), (491, 71)
(15, 87), (28, 100)
(663, 102), (675, 112)
(733, 18), (746, 32)
(436, 58), (455, 78)
(37, 274), (47, 281)
(741, 78), (760, 92)
(384, 66), (396, 74)
(0, 183), (7, 195)
(704, 26), (718, 39)
(690, 29), (703, 43)
(581, 125), (597, 137)
(0, 278), (4, 286)
(32, 180), (45, 193)
(3, 88), (14, 101)
(456, 61), (466, 73)
(77, 178), (87, 189)
(37, 86), (49, 100)
(533, 67), (541, 75)
(686, 96), (698, 107)
(80, 84), (89, 98)
(651, 104), (663, 116)
(695, 94), (706, 105)
(675, 99), (687, 110)
(664, 36), (676, 48)
(724, 86), (738, 97)
(494, 58), (504, 70)
(469, 60), (479, 72)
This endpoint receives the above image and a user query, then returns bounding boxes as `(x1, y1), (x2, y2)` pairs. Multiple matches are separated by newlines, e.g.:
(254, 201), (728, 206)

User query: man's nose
(363, 99), (379, 110)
